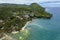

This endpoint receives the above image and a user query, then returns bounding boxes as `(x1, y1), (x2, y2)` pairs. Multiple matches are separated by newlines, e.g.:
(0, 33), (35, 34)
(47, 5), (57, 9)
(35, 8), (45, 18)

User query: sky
(0, 0), (60, 7)
(0, 0), (60, 4)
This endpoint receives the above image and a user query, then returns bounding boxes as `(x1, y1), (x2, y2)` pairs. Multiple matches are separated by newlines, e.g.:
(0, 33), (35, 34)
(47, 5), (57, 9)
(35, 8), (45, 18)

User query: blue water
(27, 7), (60, 40)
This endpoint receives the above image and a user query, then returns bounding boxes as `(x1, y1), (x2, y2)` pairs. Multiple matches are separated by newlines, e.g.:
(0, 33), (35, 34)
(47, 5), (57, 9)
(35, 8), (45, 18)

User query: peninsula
(0, 3), (52, 35)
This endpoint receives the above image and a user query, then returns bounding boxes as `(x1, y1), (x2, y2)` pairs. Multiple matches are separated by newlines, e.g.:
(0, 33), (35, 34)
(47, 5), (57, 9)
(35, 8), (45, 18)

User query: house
(0, 20), (4, 23)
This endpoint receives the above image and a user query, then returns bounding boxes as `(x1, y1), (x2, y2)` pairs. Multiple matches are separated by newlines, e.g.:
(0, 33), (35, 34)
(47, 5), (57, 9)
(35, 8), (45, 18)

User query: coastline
(0, 33), (15, 40)
(21, 21), (31, 31)
(0, 21), (31, 40)
(12, 21), (31, 34)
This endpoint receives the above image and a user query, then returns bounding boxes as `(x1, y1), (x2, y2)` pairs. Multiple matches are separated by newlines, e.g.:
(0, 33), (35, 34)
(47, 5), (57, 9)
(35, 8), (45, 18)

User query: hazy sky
(0, 0), (60, 4)
(0, 0), (60, 7)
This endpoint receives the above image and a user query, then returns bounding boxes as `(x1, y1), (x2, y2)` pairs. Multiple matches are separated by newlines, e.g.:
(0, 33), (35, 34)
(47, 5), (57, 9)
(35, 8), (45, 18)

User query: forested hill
(0, 3), (27, 6)
(0, 3), (52, 34)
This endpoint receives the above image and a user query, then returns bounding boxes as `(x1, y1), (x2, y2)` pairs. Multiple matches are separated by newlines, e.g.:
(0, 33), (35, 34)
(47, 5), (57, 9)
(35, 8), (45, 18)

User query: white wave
(29, 23), (43, 28)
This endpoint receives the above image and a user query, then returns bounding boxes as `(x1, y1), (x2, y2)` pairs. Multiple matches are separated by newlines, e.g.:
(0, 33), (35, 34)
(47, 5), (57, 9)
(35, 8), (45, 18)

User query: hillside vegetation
(0, 3), (52, 34)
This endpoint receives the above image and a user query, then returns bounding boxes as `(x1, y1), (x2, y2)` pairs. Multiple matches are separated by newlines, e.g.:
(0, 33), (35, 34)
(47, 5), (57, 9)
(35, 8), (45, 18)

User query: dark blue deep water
(27, 7), (60, 40)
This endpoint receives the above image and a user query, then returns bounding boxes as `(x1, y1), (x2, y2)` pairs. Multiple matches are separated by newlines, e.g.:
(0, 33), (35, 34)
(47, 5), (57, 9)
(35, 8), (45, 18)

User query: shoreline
(0, 21), (32, 40)
(12, 21), (31, 34)
(20, 21), (31, 31)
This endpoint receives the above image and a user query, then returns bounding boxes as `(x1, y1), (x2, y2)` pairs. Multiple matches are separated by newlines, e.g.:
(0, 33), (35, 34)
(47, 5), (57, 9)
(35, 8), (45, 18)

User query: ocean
(26, 7), (60, 40)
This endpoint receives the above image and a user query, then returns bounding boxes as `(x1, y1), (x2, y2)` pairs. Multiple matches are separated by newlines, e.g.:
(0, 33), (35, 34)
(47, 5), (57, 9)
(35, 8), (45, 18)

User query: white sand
(0, 33), (15, 40)
(11, 21), (31, 34)
(21, 21), (31, 31)
(12, 31), (19, 34)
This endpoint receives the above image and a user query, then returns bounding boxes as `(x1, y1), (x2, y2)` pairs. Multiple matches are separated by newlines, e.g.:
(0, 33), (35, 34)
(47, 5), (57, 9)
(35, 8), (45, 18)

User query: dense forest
(0, 3), (52, 34)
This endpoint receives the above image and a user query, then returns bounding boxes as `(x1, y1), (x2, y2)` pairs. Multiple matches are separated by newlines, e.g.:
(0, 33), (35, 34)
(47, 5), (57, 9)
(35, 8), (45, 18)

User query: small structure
(0, 20), (4, 23)
(30, 13), (34, 17)
(0, 20), (4, 25)
(24, 15), (29, 18)
(13, 12), (17, 16)
(16, 16), (23, 20)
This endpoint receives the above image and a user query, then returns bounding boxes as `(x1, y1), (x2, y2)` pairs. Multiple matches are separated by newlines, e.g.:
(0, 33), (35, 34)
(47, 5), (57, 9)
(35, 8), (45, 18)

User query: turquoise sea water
(26, 7), (60, 40)
(8, 7), (60, 40)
